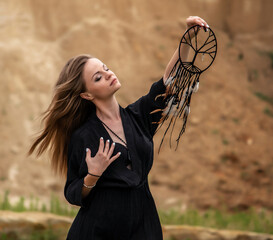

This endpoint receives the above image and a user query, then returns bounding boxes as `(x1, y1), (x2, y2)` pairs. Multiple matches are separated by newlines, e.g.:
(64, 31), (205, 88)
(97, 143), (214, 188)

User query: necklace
(100, 120), (127, 147)
(99, 119), (131, 162)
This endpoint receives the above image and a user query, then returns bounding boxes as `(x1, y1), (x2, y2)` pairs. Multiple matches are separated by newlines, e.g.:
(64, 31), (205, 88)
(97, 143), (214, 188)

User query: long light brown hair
(29, 54), (95, 176)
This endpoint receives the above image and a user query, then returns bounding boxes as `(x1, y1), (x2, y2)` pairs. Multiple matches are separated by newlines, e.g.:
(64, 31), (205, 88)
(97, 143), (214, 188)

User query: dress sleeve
(127, 77), (167, 137)
(64, 131), (89, 207)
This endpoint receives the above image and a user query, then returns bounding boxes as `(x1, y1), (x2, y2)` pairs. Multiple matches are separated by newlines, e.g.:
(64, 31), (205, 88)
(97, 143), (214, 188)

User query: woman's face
(81, 58), (121, 101)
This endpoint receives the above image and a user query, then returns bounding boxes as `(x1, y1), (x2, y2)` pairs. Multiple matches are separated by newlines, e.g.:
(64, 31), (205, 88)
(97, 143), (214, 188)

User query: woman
(29, 16), (209, 240)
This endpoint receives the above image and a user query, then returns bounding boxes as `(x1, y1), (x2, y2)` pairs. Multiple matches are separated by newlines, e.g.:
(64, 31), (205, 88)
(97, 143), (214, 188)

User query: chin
(112, 82), (121, 93)
(116, 81), (122, 89)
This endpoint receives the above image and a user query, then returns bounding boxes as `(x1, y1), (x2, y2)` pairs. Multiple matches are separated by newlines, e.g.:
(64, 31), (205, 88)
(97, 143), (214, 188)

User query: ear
(80, 92), (94, 101)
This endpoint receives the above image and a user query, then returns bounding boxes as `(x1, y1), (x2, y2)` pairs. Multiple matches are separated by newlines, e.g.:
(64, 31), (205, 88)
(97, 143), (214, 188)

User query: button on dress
(65, 78), (167, 240)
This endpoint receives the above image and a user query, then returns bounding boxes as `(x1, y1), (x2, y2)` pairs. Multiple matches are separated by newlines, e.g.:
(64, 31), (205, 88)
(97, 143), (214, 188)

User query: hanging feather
(151, 25), (217, 152)
(192, 80), (199, 93)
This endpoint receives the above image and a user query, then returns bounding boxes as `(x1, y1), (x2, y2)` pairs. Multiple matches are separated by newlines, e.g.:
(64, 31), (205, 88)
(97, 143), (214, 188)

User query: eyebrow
(92, 64), (106, 80)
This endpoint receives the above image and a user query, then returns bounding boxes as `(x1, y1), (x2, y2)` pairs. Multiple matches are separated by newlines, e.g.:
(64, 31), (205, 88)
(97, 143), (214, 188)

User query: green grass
(232, 118), (240, 124)
(158, 207), (273, 234)
(253, 92), (273, 118)
(254, 92), (273, 106)
(0, 190), (78, 217)
(264, 107), (273, 118)
(226, 41), (233, 48)
(0, 177), (6, 182)
(0, 227), (61, 240)
(0, 191), (72, 240)
(249, 69), (259, 81)
(238, 52), (244, 60)
(164, 237), (176, 240)
(155, 25), (162, 31)
(159, 45), (166, 50)
(1, 108), (6, 116)
(1, 191), (273, 236)
(258, 50), (273, 68)
(266, 51), (273, 68)
(211, 129), (219, 134)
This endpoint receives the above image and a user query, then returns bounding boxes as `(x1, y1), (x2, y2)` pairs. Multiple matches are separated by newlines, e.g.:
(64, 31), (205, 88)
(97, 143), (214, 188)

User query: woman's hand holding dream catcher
(185, 16), (210, 40)
(151, 16), (217, 152)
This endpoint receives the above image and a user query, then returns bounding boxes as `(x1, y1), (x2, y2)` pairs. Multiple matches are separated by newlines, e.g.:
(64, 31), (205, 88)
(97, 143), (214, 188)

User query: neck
(94, 96), (120, 121)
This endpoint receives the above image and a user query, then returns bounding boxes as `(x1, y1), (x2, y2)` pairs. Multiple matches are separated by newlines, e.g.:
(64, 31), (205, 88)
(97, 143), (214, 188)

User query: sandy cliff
(0, 0), (272, 212)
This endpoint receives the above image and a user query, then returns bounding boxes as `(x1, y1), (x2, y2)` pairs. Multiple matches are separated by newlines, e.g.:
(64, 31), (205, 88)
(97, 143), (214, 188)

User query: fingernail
(86, 148), (89, 152)
(206, 25), (209, 28)
(107, 139), (110, 143)
(119, 152), (121, 155)
(100, 137), (103, 140)
(113, 142), (115, 146)
(201, 23), (204, 26)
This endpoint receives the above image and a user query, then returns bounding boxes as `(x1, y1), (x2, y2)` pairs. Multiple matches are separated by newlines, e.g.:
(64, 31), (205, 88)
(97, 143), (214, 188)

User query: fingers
(98, 137), (104, 152)
(107, 142), (116, 159)
(109, 151), (121, 163)
(199, 18), (209, 28)
(95, 137), (121, 163)
(86, 148), (91, 158)
(188, 16), (209, 31)
(98, 137), (117, 159)
(104, 139), (110, 153)
(197, 17), (209, 31)
(105, 141), (120, 161)
(195, 18), (208, 29)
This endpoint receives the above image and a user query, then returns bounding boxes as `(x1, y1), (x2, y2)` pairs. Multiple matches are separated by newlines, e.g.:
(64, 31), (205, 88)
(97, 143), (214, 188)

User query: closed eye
(92, 64), (109, 81)
(95, 75), (102, 82)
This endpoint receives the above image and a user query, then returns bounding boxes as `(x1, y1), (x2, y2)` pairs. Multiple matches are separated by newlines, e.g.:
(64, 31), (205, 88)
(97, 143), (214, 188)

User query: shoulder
(69, 115), (98, 144)
(71, 121), (89, 141)
(125, 77), (166, 110)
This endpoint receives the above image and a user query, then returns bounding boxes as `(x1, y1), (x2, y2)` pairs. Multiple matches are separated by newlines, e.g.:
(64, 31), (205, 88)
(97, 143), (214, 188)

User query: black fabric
(64, 78), (166, 240)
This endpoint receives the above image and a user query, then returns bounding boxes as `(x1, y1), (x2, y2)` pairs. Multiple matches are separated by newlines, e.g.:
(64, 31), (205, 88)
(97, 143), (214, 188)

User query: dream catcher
(151, 25), (217, 151)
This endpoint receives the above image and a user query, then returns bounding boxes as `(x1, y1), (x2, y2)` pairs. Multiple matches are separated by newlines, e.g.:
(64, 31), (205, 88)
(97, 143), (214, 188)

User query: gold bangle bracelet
(83, 183), (96, 189)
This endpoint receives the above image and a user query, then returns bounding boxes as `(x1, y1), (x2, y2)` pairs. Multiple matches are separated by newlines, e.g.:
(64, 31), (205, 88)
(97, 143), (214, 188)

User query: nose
(105, 70), (112, 80)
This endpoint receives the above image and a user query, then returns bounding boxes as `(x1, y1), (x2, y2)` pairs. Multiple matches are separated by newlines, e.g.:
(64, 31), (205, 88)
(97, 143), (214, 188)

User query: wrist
(84, 174), (99, 187)
(87, 171), (101, 178)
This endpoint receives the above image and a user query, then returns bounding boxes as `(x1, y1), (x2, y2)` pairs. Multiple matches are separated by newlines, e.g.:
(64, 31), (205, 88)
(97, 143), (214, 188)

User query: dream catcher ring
(178, 25), (217, 74)
(152, 25), (217, 151)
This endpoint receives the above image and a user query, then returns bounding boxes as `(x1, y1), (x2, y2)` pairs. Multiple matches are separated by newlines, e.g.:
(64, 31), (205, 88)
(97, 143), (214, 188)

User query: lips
(110, 78), (117, 86)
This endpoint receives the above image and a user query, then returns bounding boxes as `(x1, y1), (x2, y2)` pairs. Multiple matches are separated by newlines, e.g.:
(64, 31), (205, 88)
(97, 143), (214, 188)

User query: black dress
(65, 78), (167, 240)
